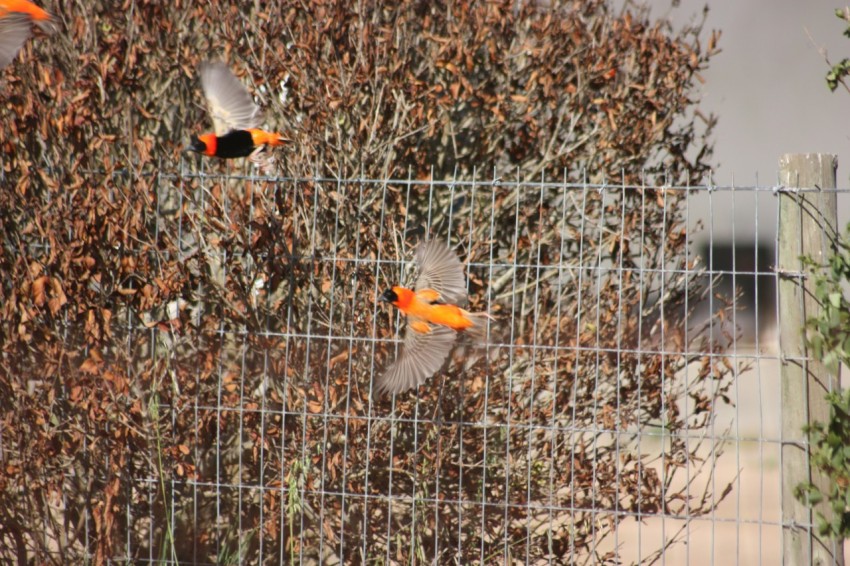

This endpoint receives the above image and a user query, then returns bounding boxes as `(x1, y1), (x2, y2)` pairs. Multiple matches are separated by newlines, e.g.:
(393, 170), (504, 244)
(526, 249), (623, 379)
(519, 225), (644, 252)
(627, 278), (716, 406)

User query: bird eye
(188, 136), (205, 152)
(381, 289), (398, 303)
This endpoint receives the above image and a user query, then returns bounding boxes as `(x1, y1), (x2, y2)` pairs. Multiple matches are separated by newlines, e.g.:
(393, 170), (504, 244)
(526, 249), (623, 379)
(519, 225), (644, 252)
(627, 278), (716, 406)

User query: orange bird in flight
(186, 61), (287, 161)
(0, 0), (56, 68)
(378, 239), (492, 395)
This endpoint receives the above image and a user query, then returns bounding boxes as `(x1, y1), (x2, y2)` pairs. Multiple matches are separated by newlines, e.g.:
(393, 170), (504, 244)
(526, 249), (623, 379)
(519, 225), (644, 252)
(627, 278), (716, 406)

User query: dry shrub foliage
(0, 0), (736, 564)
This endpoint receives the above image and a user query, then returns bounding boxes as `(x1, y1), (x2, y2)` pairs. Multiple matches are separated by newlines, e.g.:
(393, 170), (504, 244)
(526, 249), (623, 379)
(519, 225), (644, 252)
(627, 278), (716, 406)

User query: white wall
(638, 0), (850, 244)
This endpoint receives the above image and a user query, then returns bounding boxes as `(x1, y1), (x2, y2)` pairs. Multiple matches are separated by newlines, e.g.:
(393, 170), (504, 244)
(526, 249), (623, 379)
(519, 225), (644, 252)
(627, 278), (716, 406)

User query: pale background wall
(615, 4), (849, 562)
(649, 0), (849, 190)
(641, 1), (850, 340)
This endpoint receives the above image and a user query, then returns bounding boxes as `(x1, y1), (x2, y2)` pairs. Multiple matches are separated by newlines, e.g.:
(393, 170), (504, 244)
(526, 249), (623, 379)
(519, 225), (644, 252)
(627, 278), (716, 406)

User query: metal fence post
(778, 153), (843, 566)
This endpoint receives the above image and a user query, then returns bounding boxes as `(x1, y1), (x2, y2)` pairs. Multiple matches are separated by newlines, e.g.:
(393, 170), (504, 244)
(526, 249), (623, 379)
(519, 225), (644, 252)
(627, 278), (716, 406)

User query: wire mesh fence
(3, 159), (848, 565)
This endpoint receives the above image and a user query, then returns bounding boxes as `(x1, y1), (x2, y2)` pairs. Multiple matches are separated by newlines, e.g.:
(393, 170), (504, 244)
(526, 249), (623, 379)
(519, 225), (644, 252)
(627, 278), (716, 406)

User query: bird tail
(268, 133), (289, 147)
(27, 3), (58, 34)
(451, 311), (498, 374)
(462, 310), (494, 345)
(35, 17), (58, 35)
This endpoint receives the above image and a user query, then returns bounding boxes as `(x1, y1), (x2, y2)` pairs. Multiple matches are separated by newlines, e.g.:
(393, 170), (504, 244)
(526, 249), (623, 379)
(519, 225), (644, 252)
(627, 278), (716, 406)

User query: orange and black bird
(186, 60), (287, 161)
(0, 0), (56, 68)
(377, 239), (492, 395)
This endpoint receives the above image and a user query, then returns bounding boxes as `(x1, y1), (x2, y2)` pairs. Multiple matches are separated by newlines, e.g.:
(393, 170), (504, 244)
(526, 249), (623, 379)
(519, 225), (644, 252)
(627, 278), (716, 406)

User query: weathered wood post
(778, 153), (843, 566)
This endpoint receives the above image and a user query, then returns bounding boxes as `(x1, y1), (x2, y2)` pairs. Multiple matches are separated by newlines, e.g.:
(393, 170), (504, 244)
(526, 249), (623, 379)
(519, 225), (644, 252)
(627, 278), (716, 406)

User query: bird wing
(377, 321), (455, 395)
(0, 13), (33, 69)
(199, 60), (260, 135)
(413, 239), (468, 306)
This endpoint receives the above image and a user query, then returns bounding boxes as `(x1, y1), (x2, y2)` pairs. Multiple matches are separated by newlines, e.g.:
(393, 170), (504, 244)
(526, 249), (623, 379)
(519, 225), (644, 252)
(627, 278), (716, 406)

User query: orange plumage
(186, 61), (288, 162)
(0, 0), (51, 22)
(386, 286), (476, 332)
(0, 0), (56, 69)
(377, 240), (492, 395)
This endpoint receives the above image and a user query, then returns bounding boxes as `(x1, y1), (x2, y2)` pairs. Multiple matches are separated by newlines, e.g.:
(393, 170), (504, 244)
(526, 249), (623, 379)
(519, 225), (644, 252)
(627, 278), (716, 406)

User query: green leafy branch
(794, 389), (850, 539)
(795, 223), (850, 538)
(826, 8), (850, 93)
(801, 232), (850, 371)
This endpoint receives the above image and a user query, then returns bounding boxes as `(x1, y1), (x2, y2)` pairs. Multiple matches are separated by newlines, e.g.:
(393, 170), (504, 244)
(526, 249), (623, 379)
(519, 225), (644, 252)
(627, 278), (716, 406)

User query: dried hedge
(0, 1), (734, 564)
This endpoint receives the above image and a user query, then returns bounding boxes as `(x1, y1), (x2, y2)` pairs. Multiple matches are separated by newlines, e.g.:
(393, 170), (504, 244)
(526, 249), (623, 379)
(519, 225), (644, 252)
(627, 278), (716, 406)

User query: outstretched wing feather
(200, 61), (261, 135)
(413, 240), (468, 306)
(377, 323), (455, 395)
(0, 14), (33, 69)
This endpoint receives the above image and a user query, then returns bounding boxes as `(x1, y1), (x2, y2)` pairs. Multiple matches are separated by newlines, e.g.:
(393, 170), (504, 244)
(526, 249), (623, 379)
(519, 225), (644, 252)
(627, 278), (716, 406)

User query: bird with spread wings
(186, 60), (287, 166)
(378, 239), (491, 395)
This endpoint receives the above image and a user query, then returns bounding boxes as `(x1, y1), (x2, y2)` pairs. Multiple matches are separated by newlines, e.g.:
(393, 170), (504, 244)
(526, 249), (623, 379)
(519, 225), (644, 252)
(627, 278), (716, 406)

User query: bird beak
(185, 135), (206, 154)
(380, 289), (397, 303)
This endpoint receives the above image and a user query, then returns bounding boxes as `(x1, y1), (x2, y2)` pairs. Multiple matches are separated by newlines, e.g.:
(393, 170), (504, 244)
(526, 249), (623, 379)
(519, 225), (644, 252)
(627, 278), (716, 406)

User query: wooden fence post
(778, 153), (843, 566)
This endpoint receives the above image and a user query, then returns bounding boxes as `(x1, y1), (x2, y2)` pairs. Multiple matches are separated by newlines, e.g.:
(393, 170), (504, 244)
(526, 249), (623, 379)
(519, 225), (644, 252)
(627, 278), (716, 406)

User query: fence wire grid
(6, 162), (849, 565)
